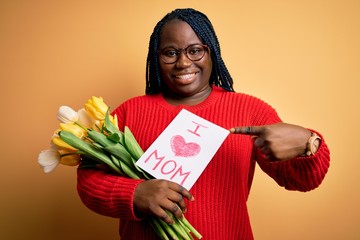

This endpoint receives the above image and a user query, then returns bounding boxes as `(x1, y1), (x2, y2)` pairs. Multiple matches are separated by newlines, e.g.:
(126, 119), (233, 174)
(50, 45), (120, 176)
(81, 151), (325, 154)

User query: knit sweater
(77, 86), (330, 239)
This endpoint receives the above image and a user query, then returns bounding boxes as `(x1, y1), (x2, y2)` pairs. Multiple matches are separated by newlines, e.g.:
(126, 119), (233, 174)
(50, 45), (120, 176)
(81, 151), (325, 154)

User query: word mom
(143, 121), (207, 186)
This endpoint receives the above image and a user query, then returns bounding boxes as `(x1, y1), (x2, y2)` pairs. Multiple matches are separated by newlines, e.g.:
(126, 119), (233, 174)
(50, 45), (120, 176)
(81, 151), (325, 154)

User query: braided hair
(146, 8), (234, 94)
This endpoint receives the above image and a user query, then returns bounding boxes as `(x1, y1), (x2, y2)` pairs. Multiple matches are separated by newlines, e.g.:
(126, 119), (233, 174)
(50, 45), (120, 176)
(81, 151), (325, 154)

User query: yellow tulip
(110, 114), (119, 129)
(60, 154), (81, 166)
(93, 115), (118, 131)
(60, 123), (86, 138)
(84, 96), (109, 121)
(52, 135), (78, 151)
(52, 123), (86, 151)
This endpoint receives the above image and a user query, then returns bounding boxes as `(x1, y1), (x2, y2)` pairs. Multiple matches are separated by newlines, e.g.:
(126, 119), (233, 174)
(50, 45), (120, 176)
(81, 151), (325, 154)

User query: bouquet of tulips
(38, 96), (202, 240)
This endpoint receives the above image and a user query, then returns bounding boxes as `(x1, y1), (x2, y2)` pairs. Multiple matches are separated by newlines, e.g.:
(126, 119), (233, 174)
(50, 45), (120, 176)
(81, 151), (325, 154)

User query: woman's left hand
(230, 122), (311, 161)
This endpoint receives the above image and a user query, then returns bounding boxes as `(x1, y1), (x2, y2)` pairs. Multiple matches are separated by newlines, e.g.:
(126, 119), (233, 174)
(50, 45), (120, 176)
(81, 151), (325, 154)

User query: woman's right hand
(133, 179), (194, 224)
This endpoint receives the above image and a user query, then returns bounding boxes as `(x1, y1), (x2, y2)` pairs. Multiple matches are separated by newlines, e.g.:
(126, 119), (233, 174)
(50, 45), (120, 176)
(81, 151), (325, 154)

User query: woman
(77, 8), (330, 239)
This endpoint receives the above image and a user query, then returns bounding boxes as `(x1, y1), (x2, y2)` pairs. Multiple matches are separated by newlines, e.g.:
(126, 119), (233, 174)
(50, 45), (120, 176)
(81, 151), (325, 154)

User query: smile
(174, 73), (197, 80)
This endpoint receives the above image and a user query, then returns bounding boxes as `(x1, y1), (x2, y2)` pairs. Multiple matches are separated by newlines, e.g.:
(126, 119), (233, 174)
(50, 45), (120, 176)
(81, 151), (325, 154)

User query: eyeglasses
(158, 44), (209, 64)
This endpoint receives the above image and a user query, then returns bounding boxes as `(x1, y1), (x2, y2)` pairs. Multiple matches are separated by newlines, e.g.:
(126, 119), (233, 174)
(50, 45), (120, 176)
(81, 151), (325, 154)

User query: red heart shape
(170, 135), (201, 158)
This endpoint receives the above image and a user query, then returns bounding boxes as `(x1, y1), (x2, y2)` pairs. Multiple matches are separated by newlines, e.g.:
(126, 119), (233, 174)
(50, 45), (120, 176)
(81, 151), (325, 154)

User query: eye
(162, 49), (178, 57)
(188, 45), (204, 55)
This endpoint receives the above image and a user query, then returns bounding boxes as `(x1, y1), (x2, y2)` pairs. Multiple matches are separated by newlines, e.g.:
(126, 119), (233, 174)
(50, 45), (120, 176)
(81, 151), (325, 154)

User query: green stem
(179, 218), (202, 239)
(158, 219), (178, 240)
(149, 218), (170, 240)
(165, 211), (191, 240)
(59, 152), (78, 157)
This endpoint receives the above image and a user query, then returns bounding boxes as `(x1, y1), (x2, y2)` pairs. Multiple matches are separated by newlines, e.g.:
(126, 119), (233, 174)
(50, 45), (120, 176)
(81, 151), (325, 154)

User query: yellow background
(1, 0), (359, 239)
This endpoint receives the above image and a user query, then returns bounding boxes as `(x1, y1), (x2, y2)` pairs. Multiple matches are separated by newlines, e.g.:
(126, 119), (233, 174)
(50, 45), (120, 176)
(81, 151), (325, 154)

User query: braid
(146, 8), (234, 94)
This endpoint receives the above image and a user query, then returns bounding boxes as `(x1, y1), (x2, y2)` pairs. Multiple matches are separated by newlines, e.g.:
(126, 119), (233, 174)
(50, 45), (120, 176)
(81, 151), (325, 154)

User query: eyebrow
(159, 43), (203, 49)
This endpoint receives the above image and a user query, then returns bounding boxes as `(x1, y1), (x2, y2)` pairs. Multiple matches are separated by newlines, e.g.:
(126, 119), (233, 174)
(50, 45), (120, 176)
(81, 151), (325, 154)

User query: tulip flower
(38, 148), (61, 173)
(57, 106), (79, 123)
(93, 115), (118, 132)
(77, 108), (95, 129)
(85, 96), (108, 120)
(110, 114), (119, 129)
(60, 122), (86, 137)
(52, 131), (78, 151)
(52, 123), (87, 151)
(60, 153), (81, 166)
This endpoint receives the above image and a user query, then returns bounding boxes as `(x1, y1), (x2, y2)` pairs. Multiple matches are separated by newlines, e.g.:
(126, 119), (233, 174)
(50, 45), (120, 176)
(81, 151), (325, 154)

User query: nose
(175, 50), (192, 68)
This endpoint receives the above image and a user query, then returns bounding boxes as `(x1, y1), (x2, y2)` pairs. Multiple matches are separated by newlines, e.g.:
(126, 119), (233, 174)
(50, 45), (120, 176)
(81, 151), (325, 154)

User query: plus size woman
(77, 8), (330, 240)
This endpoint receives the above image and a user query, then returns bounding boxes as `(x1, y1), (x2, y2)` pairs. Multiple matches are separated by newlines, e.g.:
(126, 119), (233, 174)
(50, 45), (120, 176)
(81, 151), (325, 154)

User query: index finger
(229, 126), (263, 135)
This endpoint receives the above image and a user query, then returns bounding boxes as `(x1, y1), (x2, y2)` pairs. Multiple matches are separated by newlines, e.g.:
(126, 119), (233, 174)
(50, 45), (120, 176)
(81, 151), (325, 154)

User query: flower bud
(60, 154), (81, 166)
(38, 148), (61, 173)
(84, 96), (109, 120)
(52, 135), (78, 151)
(60, 123), (86, 138)
(110, 114), (119, 129)
(57, 106), (78, 123)
(77, 108), (95, 129)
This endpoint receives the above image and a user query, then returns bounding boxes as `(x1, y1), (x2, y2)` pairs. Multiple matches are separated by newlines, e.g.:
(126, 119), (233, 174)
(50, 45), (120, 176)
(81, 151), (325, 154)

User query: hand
(133, 179), (194, 224)
(229, 122), (311, 161)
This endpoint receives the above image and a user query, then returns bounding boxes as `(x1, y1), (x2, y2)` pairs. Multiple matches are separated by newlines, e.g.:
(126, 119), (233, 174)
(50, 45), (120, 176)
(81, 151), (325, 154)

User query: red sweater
(77, 86), (330, 239)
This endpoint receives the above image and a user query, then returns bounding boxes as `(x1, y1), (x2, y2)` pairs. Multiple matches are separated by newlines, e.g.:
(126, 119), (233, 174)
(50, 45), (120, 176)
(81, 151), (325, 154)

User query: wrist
(304, 132), (321, 156)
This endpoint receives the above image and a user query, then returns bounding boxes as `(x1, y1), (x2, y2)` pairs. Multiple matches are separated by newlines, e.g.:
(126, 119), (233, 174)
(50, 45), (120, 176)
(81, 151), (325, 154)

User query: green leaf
(130, 157), (152, 180)
(103, 144), (133, 167)
(124, 126), (144, 160)
(59, 130), (121, 174)
(107, 133), (120, 143)
(103, 109), (124, 145)
(119, 160), (141, 179)
(87, 130), (116, 147)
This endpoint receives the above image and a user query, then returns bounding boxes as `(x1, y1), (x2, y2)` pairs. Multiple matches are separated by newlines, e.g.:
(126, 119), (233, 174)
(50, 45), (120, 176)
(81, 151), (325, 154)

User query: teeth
(175, 73), (195, 79)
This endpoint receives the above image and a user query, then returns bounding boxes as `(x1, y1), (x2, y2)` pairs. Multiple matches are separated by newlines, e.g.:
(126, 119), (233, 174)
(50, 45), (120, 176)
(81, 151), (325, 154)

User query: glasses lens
(159, 48), (178, 64)
(186, 44), (206, 61)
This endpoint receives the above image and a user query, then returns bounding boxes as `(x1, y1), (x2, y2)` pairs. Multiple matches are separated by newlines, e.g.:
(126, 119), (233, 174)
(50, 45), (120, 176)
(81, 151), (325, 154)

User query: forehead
(159, 19), (202, 47)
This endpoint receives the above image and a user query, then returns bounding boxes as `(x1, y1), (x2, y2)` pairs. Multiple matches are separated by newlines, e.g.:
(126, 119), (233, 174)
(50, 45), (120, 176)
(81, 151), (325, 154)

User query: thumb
(229, 126), (264, 136)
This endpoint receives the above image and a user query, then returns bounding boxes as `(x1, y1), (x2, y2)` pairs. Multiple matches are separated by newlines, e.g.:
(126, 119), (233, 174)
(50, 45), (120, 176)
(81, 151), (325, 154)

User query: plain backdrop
(1, 0), (359, 239)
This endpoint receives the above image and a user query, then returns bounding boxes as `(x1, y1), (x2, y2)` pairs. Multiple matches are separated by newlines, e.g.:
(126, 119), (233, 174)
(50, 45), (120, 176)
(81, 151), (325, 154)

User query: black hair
(145, 8), (234, 94)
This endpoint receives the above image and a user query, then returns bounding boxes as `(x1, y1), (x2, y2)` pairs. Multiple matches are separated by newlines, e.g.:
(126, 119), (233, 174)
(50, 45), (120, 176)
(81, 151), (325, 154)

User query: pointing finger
(229, 126), (263, 135)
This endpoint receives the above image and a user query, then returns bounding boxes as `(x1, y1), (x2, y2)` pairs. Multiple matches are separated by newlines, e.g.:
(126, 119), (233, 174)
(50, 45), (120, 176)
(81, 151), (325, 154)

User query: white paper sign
(136, 109), (229, 190)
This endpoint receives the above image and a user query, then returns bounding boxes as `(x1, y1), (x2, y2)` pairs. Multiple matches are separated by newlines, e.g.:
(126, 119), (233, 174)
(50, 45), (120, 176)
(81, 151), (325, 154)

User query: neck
(163, 87), (212, 106)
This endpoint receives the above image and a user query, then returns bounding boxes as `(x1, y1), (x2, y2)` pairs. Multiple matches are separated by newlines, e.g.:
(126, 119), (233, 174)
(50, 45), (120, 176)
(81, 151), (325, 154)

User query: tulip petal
(52, 136), (78, 151)
(60, 123), (85, 138)
(85, 103), (104, 120)
(60, 154), (81, 166)
(77, 108), (95, 129)
(84, 96), (109, 121)
(92, 96), (108, 114)
(38, 149), (60, 173)
(57, 106), (79, 123)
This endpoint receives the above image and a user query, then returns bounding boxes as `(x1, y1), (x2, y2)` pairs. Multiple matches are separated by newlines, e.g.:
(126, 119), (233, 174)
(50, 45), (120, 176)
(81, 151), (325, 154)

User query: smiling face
(158, 19), (213, 105)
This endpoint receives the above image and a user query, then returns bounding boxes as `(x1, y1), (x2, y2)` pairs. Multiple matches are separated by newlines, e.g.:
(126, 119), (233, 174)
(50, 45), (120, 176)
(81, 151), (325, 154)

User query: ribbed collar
(152, 86), (225, 112)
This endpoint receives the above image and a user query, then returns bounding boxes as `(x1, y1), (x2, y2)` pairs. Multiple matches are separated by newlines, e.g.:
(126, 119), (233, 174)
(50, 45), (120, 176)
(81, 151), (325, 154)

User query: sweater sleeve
(255, 130), (330, 192)
(77, 167), (144, 220)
